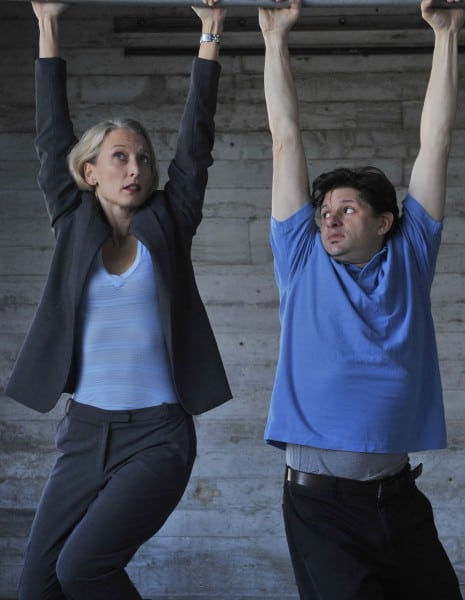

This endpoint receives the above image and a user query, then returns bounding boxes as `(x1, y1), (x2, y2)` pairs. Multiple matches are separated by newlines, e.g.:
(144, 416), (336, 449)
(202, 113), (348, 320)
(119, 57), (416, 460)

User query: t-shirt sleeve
(400, 194), (443, 288)
(270, 203), (317, 291)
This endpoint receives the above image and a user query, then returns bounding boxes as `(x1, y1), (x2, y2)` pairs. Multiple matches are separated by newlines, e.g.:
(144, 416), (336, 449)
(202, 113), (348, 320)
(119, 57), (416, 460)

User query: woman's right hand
(32, 1), (69, 58)
(32, 1), (69, 22)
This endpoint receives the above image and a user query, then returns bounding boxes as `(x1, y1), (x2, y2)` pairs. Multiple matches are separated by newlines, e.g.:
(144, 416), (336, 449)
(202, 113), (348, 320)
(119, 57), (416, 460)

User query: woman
(6, 1), (231, 598)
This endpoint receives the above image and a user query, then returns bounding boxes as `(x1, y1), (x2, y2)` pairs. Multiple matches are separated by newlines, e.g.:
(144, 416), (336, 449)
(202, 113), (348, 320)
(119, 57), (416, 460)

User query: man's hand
(421, 0), (465, 33)
(259, 0), (301, 36)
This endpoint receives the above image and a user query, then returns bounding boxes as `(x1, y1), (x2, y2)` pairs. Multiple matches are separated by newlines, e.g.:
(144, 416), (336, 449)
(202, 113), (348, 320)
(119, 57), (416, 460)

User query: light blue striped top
(74, 241), (178, 410)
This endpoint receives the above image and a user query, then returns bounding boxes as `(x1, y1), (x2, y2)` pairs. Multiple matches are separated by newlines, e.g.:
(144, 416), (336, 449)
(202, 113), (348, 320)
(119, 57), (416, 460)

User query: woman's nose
(128, 156), (139, 177)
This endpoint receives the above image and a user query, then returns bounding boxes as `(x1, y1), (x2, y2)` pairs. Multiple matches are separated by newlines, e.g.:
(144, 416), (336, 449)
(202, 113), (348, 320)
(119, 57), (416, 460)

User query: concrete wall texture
(1, 3), (464, 599)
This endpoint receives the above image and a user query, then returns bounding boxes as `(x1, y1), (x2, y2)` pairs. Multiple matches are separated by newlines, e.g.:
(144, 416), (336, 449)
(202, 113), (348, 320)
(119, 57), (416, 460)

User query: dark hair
(311, 166), (400, 238)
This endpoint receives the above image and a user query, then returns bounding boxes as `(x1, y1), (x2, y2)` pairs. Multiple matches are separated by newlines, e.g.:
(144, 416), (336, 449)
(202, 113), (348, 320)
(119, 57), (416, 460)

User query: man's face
(319, 187), (393, 267)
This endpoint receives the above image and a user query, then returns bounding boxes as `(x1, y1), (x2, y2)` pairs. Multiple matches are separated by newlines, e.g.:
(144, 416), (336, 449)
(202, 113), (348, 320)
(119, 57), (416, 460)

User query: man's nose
(326, 212), (341, 227)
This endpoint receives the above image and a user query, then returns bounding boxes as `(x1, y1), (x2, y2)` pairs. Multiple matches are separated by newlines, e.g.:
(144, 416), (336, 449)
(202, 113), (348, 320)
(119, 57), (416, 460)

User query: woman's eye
(114, 152), (126, 161)
(140, 154), (151, 165)
(344, 207), (355, 214)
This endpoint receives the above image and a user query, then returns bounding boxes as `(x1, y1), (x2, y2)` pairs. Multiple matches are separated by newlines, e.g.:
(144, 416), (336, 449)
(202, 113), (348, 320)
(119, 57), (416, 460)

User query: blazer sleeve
(164, 57), (221, 240)
(35, 58), (80, 232)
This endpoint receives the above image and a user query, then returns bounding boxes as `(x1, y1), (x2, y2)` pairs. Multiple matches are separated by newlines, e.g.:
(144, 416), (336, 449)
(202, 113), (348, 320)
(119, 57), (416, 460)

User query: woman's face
(84, 128), (153, 213)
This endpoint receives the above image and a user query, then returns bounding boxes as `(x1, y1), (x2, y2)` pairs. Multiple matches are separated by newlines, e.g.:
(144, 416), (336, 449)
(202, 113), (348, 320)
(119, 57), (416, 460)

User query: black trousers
(283, 467), (462, 600)
(19, 400), (196, 600)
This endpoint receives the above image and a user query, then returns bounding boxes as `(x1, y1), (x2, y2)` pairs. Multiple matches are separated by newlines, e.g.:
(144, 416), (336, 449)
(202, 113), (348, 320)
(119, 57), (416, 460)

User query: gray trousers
(19, 399), (196, 600)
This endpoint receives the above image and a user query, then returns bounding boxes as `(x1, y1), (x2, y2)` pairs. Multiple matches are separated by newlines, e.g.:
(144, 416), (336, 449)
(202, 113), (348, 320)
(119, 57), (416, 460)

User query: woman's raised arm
(32, 1), (79, 228)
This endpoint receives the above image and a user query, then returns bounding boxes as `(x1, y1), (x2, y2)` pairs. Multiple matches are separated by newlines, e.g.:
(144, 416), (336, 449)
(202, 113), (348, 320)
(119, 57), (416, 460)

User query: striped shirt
(73, 241), (178, 410)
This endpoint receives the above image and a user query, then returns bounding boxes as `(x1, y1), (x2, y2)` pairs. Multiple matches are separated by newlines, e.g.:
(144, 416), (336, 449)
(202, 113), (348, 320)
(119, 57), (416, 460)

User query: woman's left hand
(192, 0), (227, 27)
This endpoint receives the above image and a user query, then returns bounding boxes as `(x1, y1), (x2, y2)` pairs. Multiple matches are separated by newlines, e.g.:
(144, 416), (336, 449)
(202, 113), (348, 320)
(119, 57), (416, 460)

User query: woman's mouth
(124, 183), (141, 192)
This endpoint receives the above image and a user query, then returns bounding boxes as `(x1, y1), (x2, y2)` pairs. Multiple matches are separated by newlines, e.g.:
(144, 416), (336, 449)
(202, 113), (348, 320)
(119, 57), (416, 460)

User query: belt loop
(65, 397), (72, 415)
(410, 462), (423, 481)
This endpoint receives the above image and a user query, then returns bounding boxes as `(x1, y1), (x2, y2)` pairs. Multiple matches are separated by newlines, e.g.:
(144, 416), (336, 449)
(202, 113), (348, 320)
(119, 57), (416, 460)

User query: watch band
(200, 33), (221, 44)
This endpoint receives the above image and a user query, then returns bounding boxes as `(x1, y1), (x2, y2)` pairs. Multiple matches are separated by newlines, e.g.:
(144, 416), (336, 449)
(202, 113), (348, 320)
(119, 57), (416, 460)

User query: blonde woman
(7, 1), (231, 598)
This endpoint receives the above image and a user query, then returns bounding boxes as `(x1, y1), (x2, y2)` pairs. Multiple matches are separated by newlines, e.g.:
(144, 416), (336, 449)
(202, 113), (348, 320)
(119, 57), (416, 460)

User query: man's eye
(344, 207), (355, 214)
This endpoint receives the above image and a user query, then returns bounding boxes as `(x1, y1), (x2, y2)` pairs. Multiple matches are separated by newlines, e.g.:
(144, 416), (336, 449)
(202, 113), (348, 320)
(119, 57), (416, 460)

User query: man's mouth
(327, 233), (344, 243)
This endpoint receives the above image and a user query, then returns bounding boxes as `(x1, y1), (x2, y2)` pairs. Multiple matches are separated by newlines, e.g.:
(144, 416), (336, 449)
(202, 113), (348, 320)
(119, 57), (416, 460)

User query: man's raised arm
(409, 0), (465, 221)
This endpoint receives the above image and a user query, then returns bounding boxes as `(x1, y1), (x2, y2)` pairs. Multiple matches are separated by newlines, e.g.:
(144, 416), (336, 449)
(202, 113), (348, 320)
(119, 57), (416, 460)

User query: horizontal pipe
(6, 0), (465, 7)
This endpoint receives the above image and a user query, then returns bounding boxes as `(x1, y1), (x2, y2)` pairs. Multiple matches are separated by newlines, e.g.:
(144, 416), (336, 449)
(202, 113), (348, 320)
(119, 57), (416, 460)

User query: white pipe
(5, 0), (463, 7)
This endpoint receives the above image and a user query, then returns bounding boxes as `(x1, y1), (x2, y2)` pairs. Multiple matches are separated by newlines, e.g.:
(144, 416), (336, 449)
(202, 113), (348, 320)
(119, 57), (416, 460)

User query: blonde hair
(67, 118), (159, 192)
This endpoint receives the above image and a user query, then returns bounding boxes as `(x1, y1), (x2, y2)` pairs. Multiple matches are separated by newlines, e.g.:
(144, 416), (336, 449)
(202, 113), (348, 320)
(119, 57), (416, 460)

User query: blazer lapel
(130, 204), (174, 357)
(73, 194), (111, 296)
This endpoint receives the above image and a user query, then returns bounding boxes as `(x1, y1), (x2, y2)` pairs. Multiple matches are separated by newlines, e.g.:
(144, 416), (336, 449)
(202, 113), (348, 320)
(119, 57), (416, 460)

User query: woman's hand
(32, 1), (70, 58)
(32, 1), (69, 22)
(193, 0), (227, 61)
(192, 0), (227, 33)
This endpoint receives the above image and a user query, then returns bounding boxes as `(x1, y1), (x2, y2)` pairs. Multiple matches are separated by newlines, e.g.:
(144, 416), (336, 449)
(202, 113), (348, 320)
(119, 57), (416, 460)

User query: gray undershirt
(286, 444), (408, 481)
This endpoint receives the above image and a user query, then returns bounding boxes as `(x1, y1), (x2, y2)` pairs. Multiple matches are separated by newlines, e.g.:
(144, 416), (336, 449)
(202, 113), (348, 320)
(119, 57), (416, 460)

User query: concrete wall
(1, 3), (465, 599)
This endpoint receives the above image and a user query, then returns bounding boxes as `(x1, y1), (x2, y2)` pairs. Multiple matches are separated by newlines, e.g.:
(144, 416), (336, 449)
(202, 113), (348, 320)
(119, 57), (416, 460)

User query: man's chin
(324, 244), (346, 259)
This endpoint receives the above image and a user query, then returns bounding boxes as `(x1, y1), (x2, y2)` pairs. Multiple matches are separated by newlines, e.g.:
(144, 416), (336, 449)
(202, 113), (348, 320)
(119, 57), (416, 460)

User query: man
(259, 0), (464, 598)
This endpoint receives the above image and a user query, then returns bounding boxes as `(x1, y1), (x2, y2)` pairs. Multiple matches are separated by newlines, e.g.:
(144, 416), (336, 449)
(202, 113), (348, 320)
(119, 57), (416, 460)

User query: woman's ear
(83, 162), (97, 186)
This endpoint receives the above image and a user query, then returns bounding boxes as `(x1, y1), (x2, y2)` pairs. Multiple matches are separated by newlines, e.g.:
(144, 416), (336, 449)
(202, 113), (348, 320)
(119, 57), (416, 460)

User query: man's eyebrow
(320, 198), (357, 210)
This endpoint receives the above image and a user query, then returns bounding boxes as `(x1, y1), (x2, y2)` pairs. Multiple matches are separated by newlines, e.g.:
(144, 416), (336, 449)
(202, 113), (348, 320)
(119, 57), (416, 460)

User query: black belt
(286, 463), (422, 500)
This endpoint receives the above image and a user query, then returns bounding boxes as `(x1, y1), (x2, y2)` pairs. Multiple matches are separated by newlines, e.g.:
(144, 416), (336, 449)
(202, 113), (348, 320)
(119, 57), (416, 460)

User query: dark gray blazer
(6, 57), (232, 414)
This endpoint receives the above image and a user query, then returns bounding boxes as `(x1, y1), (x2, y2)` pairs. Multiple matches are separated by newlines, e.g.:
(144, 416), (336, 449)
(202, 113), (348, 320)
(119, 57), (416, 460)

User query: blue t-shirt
(265, 194), (446, 453)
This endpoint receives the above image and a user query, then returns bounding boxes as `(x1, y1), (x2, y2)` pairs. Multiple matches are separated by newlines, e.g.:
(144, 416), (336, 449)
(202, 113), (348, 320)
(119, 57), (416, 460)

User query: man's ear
(83, 162), (97, 186)
(378, 212), (394, 236)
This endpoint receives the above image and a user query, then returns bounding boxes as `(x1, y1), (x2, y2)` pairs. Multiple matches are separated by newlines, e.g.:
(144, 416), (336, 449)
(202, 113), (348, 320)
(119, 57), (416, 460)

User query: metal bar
(6, 0), (465, 8)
